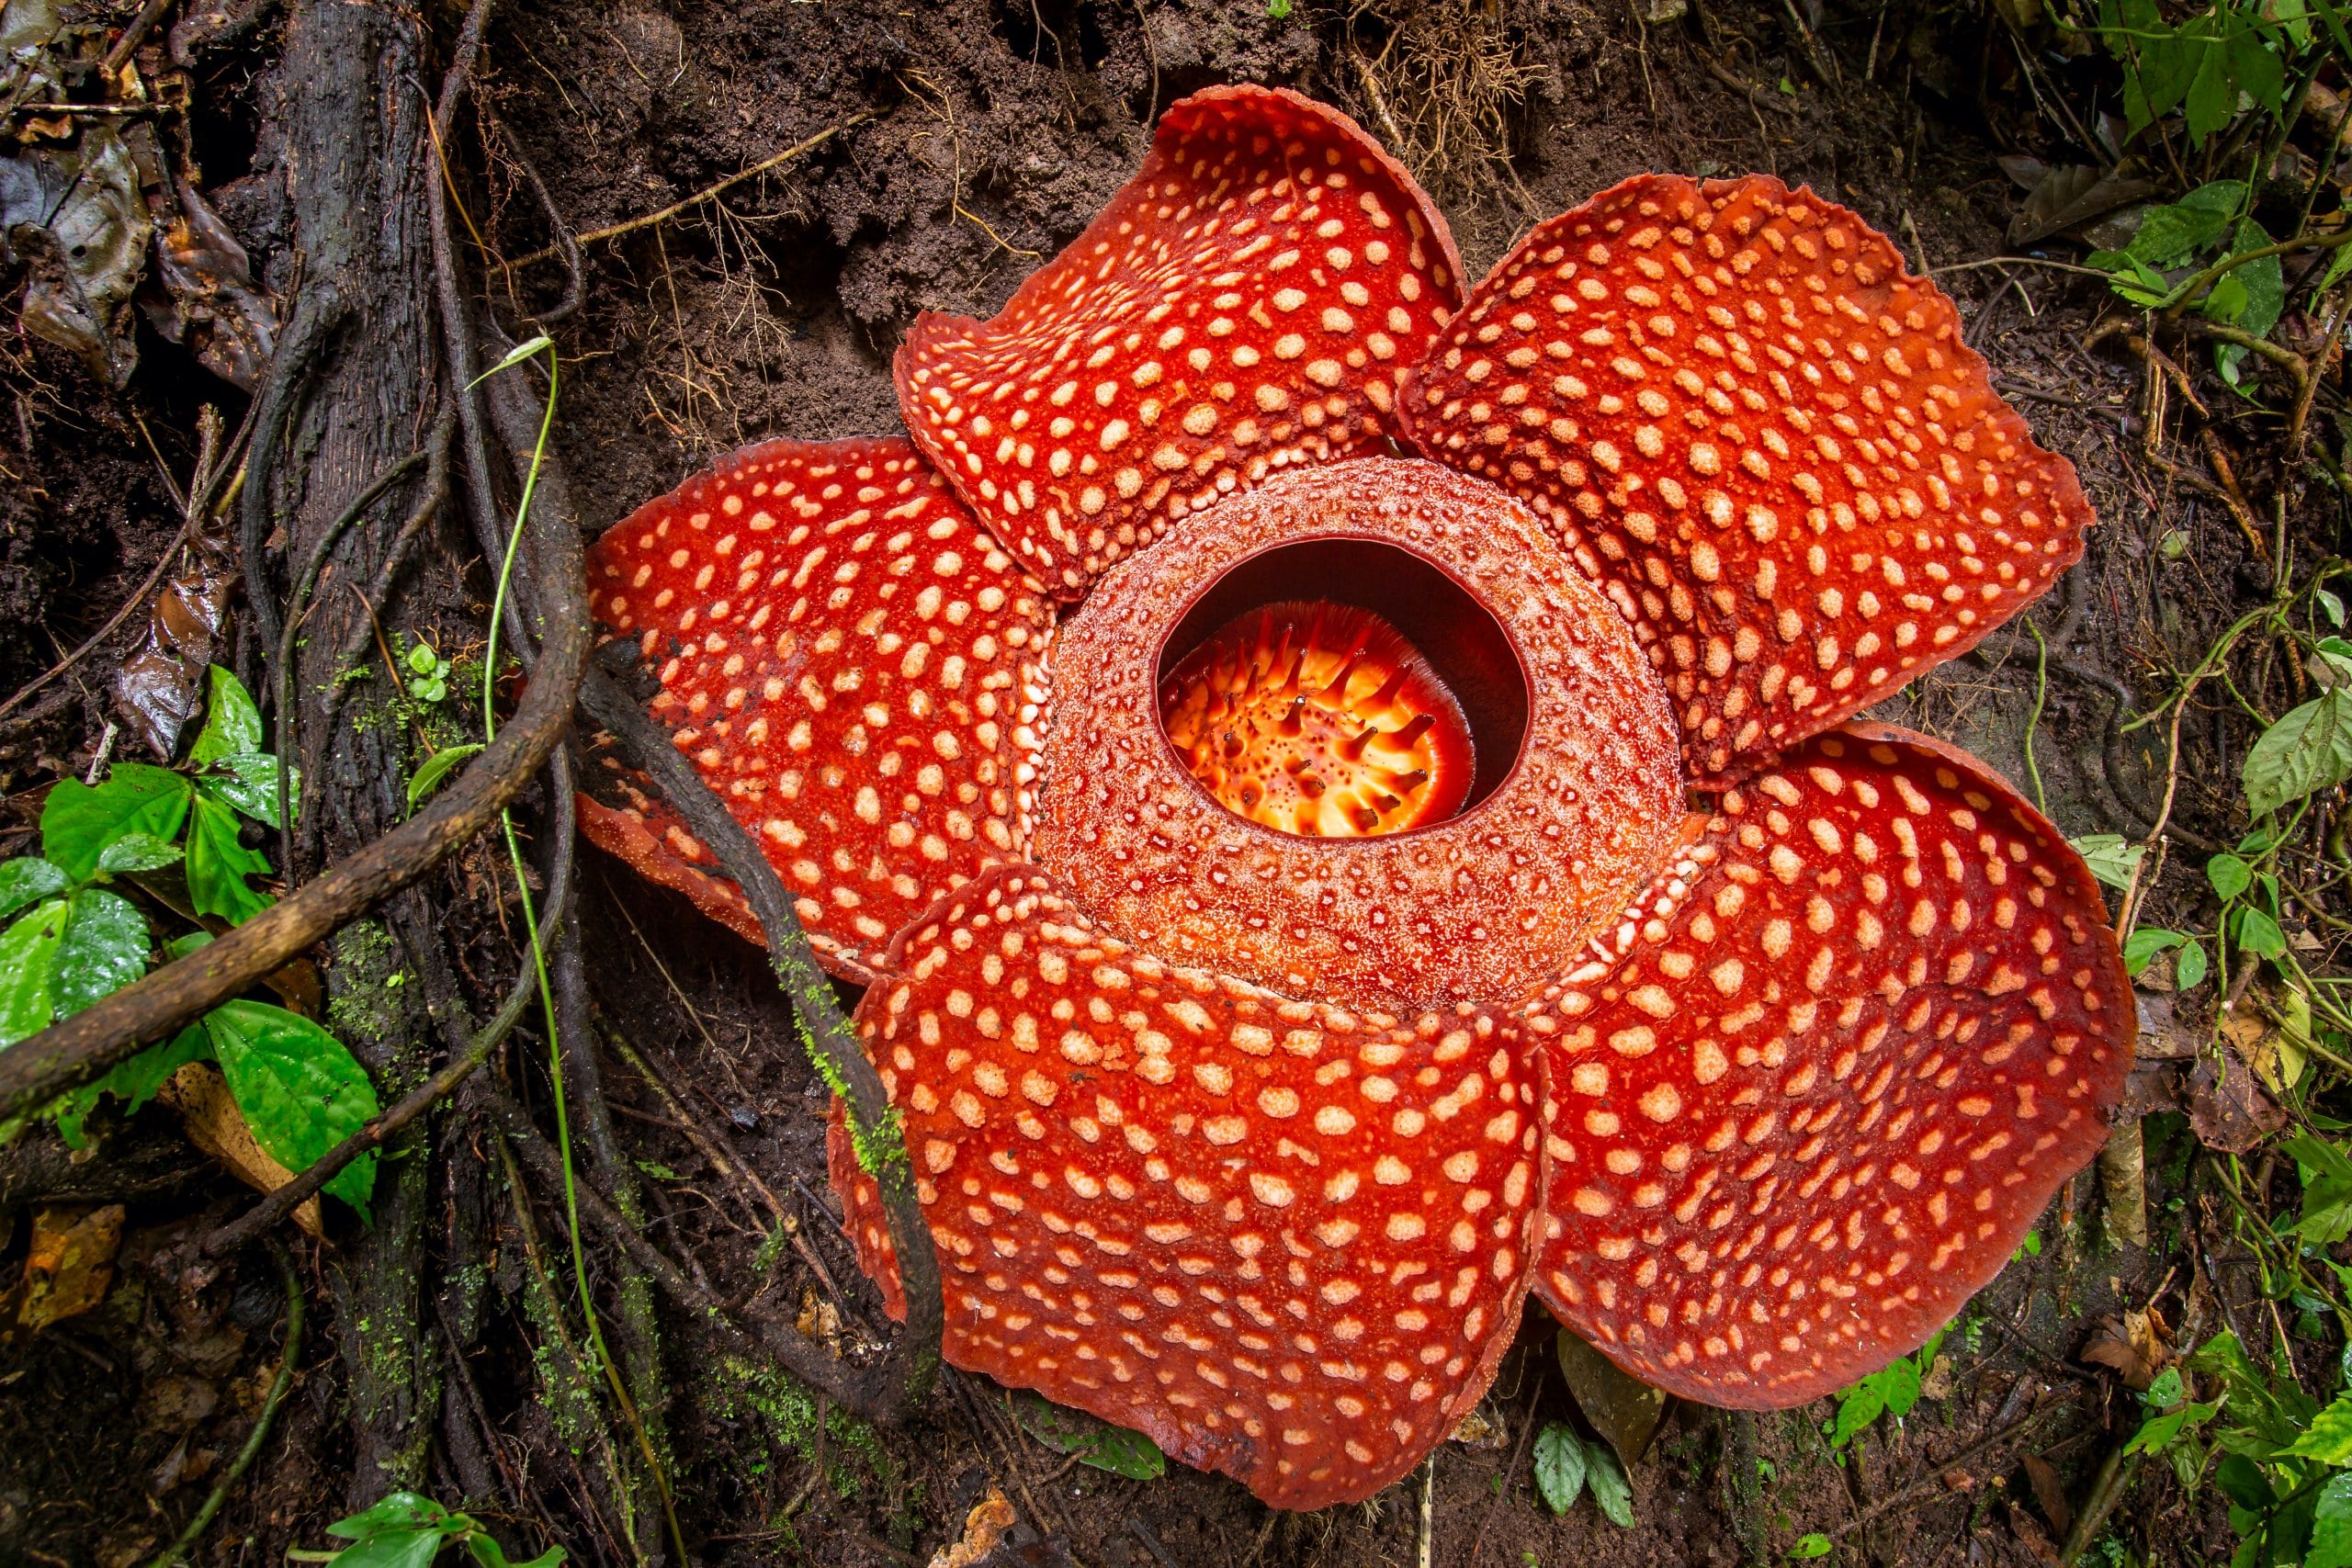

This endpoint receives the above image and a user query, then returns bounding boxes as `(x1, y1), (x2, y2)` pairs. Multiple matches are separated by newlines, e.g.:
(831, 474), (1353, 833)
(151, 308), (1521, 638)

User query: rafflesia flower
(576, 86), (2132, 1510)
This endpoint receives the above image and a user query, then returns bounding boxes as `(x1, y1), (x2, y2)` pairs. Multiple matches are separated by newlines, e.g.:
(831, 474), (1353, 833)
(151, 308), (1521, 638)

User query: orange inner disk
(1158, 602), (1474, 838)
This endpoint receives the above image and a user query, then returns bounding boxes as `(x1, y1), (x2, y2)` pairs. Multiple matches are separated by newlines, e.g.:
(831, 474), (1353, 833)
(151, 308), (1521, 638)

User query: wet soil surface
(0, 1), (2293, 1565)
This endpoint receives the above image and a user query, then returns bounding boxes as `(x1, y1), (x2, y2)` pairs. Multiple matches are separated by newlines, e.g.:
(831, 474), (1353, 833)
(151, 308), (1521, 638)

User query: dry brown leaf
(2079, 1309), (2169, 1391)
(2021, 1453), (2073, 1536)
(157, 1063), (323, 1236)
(2188, 1051), (2286, 1155)
(927, 1485), (1016, 1568)
(6, 1203), (126, 1337)
(114, 520), (234, 759)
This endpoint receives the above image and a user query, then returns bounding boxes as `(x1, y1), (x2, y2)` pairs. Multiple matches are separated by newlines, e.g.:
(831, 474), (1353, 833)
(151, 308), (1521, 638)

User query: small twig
(507, 113), (878, 269)
(201, 782), (575, 1258)
(101, 0), (177, 73)
(1465, 1373), (1544, 1567)
(0, 513), (195, 726)
(140, 1241), (303, 1568)
(2056, 1446), (2135, 1565)
(1830, 1394), (2076, 1539)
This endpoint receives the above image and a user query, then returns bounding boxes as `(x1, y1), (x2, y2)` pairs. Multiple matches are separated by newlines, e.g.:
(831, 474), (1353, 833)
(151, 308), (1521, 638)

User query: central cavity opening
(1154, 539), (1530, 839)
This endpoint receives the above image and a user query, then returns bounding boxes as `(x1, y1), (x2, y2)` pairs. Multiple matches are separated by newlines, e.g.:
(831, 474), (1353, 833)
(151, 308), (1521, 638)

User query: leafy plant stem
(475, 339), (684, 1565)
(2162, 225), (2352, 324)
(140, 1241), (302, 1568)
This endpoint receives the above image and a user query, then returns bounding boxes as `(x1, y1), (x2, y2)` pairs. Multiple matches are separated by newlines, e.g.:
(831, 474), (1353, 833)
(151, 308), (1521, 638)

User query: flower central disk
(1159, 602), (1472, 838)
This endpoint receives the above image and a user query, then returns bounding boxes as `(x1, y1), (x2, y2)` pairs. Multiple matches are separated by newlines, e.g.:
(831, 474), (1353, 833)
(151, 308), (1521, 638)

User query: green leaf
(1790, 1538), (1835, 1561)
(189, 665), (264, 765)
(323, 1531), (448, 1568)
(204, 1000), (380, 1212)
(40, 764), (193, 881)
(469, 333), (554, 386)
(2216, 1451), (2276, 1510)
(2310, 1472), (2352, 1568)
(1011, 1393), (1165, 1480)
(328, 1493), (451, 1540)
(465, 1539), (566, 1568)
(1583, 1437), (1635, 1528)
(2234, 905), (2287, 960)
(1533, 1422), (1589, 1513)
(2122, 927), (2187, 975)
(0, 899), (68, 1046)
(2127, 181), (2245, 266)
(407, 743), (483, 811)
(2319, 588), (2344, 628)
(96, 832), (183, 876)
(2228, 220), (2285, 341)
(0, 857), (68, 920)
(2145, 1366), (2186, 1410)
(2202, 272), (2250, 326)
(2183, 40), (2236, 143)
(2244, 689), (2352, 817)
(2285, 1392), (2352, 1464)
(53, 888), (147, 1017)
(2320, 240), (2352, 296)
(2210, 852), (2255, 901)
(1876, 1356), (1924, 1421)
(200, 751), (298, 829)
(2283, 1134), (2352, 1248)
(2226, 25), (2286, 115)
(2176, 939), (2210, 990)
(50, 1025), (209, 1149)
(186, 793), (273, 925)
(2071, 833), (2144, 892)
(2124, 1401), (2218, 1456)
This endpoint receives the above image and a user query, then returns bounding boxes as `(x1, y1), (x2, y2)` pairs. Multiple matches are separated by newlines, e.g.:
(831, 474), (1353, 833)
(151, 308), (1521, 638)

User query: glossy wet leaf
(40, 764), (193, 882)
(201, 751), (297, 829)
(2311, 1473), (2352, 1568)
(53, 887), (147, 1017)
(0, 898), (67, 1045)
(190, 665), (263, 763)
(204, 999), (379, 1212)
(186, 792), (272, 925)
(2122, 927), (2186, 976)
(96, 832), (183, 877)
(1556, 1327), (1668, 1469)
(407, 743), (483, 811)
(1532, 1422), (1588, 1514)
(1012, 1391), (1166, 1480)
(2208, 852), (2254, 901)
(51, 1025), (209, 1149)
(328, 1493), (454, 1540)
(2175, 938), (2210, 990)
(2285, 1391), (2352, 1464)
(0, 856), (67, 920)
(0, 123), (151, 386)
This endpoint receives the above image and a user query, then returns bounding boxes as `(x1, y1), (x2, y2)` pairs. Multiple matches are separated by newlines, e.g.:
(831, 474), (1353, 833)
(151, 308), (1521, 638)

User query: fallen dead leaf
(1556, 1326), (1668, 1469)
(157, 1063), (323, 1236)
(2021, 1453), (2073, 1536)
(114, 519), (234, 759)
(2079, 1308), (2169, 1391)
(4, 1203), (127, 1338)
(1448, 1397), (1510, 1450)
(2188, 1051), (2286, 1155)
(927, 1485), (1016, 1568)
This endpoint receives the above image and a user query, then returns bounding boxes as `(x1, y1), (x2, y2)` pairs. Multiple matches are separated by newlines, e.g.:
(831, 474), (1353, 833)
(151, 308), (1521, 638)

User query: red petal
(1033, 457), (1683, 1016)
(574, 787), (763, 945)
(1521, 723), (2132, 1407)
(897, 85), (1464, 601)
(581, 436), (1054, 979)
(1403, 176), (2097, 786)
(833, 864), (1544, 1509)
